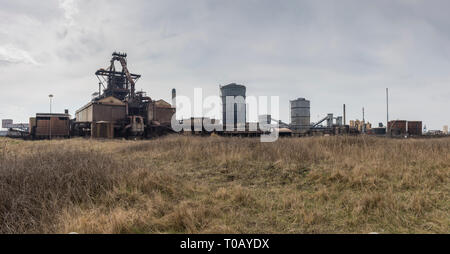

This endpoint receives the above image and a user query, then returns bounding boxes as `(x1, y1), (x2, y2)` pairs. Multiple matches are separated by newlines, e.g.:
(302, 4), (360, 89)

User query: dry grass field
(0, 135), (448, 234)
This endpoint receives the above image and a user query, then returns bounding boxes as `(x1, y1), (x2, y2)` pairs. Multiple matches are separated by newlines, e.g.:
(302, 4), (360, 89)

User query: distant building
(220, 83), (246, 130)
(427, 130), (444, 136)
(1, 119), (29, 132)
(444, 125), (449, 135)
(387, 120), (423, 136)
(367, 127), (386, 135)
(388, 120), (407, 135)
(2, 119), (13, 128)
(0, 131), (7, 137)
(407, 121), (422, 136)
(350, 119), (372, 132)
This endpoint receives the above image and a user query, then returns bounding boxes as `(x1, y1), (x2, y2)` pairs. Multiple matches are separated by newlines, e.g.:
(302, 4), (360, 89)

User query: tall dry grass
(0, 136), (448, 233)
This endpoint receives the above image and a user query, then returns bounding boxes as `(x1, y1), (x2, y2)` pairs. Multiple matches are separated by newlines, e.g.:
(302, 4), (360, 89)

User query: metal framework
(95, 52), (141, 101)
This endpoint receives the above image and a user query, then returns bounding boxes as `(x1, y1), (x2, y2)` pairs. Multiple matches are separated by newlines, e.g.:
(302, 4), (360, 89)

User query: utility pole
(386, 88), (389, 135)
(49, 94), (53, 139)
(362, 107), (365, 134)
(343, 104), (346, 126)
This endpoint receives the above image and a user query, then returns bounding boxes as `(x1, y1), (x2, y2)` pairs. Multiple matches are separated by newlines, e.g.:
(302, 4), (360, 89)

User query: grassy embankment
(0, 135), (448, 233)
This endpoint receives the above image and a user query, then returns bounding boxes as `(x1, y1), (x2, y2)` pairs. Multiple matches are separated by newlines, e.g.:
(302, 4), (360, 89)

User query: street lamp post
(49, 94), (53, 139)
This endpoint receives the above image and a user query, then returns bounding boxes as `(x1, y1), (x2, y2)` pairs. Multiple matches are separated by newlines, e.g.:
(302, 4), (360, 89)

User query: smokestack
(172, 88), (177, 120)
(343, 104), (346, 125)
(172, 88), (176, 108)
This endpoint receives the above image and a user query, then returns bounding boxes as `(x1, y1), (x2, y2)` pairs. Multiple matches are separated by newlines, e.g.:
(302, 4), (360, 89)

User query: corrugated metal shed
(407, 121), (422, 136)
(388, 120), (407, 135)
(75, 96), (127, 123)
(32, 114), (70, 137)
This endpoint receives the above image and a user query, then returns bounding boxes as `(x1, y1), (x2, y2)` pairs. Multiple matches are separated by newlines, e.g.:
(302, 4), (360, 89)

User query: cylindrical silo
(336, 116), (343, 126)
(221, 83), (246, 130)
(290, 98), (310, 131)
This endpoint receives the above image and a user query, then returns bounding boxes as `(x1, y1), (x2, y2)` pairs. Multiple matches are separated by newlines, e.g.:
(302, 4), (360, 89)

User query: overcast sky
(0, 0), (449, 130)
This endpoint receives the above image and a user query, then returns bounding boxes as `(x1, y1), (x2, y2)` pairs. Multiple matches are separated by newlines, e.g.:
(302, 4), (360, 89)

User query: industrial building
(3, 52), (433, 140)
(308, 114), (351, 136)
(29, 113), (71, 139)
(220, 83), (246, 131)
(367, 123), (387, 135)
(2, 119), (29, 132)
(388, 120), (422, 136)
(76, 96), (127, 124)
(388, 120), (407, 136)
(407, 121), (423, 136)
(71, 52), (176, 139)
(349, 120), (372, 133)
(1, 119), (32, 138)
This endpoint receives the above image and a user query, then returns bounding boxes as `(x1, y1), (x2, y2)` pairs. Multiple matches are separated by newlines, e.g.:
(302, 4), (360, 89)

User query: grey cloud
(0, 45), (39, 65)
(0, 0), (449, 130)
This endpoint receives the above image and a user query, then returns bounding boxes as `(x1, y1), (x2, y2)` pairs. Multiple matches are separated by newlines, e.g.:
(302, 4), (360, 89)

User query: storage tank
(327, 113), (334, 127)
(336, 116), (343, 126)
(221, 83), (246, 130)
(290, 98), (310, 131)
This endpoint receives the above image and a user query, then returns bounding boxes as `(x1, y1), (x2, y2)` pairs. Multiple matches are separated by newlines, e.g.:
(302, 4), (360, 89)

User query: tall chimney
(343, 104), (346, 126)
(172, 88), (176, 108)
(172, 88), (177, 120)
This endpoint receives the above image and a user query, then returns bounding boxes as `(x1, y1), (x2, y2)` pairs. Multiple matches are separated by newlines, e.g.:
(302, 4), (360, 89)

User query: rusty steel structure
(95, 52), (141, 101)
(72, 52), (176, 139)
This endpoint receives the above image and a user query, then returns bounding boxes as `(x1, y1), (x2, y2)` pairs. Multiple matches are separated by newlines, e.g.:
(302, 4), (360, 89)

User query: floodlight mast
(49, 94), (53, 139)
